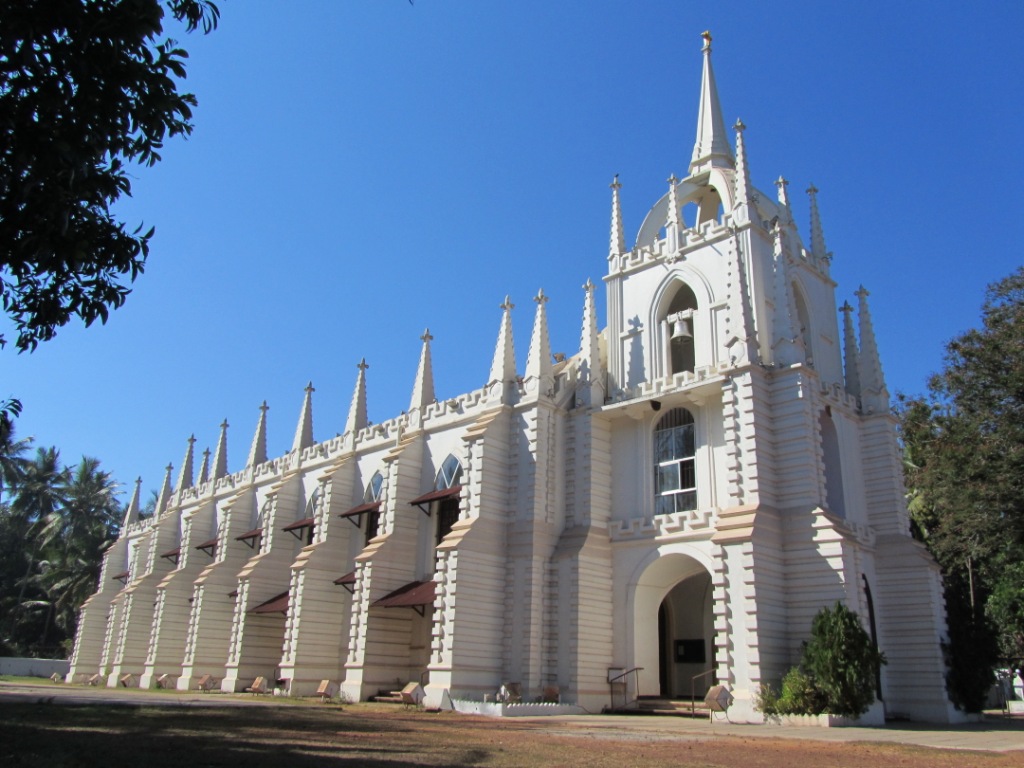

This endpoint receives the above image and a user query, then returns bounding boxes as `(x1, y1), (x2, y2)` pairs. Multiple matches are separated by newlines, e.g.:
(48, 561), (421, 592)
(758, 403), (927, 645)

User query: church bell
(671, 317), (692, 341)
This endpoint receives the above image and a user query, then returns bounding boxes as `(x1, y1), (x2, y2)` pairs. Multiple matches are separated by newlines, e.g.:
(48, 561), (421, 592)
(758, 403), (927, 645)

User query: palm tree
(5, 447), (68, 652)
(34, 457), (120, 643)
(0, 412), (32, 503)
(11, 447), (66, 527)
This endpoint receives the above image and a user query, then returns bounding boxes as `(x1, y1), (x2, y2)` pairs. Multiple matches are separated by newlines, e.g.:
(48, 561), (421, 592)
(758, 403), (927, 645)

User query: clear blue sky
(4, 0), (1022, 505)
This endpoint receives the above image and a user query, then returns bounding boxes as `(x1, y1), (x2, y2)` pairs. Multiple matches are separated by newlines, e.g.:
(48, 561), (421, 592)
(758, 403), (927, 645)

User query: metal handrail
(690, 668), (715, 718)
(608, 666), (643, 710)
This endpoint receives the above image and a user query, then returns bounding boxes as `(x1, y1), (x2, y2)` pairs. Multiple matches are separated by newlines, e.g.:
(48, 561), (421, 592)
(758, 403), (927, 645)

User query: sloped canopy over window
(408, 485), (461, 510)
(372, 580), (436, 616)
(250, 591), (289, 615)
(160, 547), (181, 564)
(195, 538), (218, 557)
(410, 455), (463, 515)
(334, 570), (356, 593)
(340, 500), (381, 522)
(235, 527), (263, 549)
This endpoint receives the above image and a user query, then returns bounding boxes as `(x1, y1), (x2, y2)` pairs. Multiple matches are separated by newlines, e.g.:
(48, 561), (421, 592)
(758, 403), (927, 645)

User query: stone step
(610, 698), (712, 718)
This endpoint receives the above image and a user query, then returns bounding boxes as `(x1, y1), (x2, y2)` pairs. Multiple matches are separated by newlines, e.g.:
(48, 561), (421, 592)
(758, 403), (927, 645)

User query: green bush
(776, 666), (826, 715)
(803, 602), (886, 717)
(754, 602), (885, 718)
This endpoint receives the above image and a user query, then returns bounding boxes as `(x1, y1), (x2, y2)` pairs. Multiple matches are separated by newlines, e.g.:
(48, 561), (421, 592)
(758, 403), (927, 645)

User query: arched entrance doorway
(632, 553), (714, 699)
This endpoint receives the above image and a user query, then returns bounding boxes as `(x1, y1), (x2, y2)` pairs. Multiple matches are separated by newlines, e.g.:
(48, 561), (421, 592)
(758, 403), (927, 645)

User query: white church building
(67, 32), (961, 723)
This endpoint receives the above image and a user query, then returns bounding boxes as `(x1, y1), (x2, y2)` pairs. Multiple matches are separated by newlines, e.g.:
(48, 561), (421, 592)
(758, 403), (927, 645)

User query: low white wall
(0, 657), (70, 678)
(450, 699), (586, 718)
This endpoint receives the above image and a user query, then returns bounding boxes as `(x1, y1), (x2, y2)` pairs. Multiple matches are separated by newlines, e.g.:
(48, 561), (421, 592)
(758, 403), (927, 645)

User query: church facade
(67, 33), (961, 723)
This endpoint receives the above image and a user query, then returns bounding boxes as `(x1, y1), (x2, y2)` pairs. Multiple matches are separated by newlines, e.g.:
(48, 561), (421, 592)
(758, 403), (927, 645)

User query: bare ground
(3, 696), (1024, 768)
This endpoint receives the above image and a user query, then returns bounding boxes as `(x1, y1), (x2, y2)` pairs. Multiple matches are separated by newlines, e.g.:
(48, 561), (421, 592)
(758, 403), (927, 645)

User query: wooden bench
(196, 674), (219, 692)
(315, 679), (334, 703)
(245, 676), (267, 695)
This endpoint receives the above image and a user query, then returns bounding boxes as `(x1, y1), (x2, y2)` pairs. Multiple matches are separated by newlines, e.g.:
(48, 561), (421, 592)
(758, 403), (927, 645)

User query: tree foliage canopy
(0, 419), (121, 657)
(0, 0), (219, 351)
(898, 267), (1024, 709)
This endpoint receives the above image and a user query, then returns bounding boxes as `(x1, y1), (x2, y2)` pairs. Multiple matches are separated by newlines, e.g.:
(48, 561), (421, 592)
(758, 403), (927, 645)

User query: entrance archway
(632, 553), (714, 699)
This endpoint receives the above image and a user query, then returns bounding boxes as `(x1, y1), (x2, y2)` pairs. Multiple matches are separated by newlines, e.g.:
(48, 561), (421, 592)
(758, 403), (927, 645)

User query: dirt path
(2, 682), (1023, 767)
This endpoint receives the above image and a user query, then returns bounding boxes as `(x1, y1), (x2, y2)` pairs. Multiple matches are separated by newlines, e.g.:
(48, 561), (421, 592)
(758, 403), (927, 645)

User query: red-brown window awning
(339, 501), (380, 528)
(408, 486), (461, 516)
(372, 580), (436, 616)
(283, 517), (315, 541)
(235, 527), (263, 549)
(250, 591), (289, 615)
(195, 538), (218, 557)
(160, 547), (181, 565)
(111, 570), (130, 585)
(334, 570), (356, 593)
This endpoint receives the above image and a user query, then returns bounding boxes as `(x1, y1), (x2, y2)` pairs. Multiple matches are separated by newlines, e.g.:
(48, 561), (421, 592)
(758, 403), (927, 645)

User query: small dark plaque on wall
(675, 639), (705, 663)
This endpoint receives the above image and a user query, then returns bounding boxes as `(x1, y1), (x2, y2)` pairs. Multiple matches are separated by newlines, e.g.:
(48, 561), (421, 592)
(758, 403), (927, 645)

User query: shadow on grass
(0, 702), (496, 767)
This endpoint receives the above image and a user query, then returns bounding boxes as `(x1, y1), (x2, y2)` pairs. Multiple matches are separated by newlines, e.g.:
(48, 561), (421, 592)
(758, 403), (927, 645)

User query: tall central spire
(690, 30), (733, 174)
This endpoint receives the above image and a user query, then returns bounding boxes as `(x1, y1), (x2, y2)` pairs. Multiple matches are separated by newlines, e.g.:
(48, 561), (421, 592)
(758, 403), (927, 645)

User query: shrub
(753, 681), (779, 716)
(776, 666), (827, 715)
(802, 601), (886, 717)
(753, 603), (885, 718)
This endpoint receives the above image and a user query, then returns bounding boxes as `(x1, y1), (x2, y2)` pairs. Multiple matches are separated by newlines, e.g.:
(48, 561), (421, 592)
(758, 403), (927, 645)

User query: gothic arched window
(363, 471), (384, 543)
(793, 283), (813, 366)
(434, 455), (463, 544)
(819, 410), (846, 518)
(654, 408), (697, 515)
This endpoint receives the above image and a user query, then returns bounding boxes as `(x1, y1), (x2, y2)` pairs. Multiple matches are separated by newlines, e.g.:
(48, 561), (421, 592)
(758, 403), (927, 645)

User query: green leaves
(0, 0), (219, 351)
(756, 603), (884, 718)
(897, 267), (1024, 710)
(0, 443), (121, 657)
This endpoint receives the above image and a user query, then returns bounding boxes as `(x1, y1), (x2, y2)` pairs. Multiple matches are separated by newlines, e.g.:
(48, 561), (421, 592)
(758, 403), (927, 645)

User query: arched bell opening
(663, 283), (698, 375)
(693, 185), (723, 227)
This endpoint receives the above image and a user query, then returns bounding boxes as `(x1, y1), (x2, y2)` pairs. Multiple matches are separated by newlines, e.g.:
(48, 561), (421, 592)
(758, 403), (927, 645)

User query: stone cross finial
(534, 288), (548, 305)
(500, 296), (515, 312)
(701, 30), (712, 51)
(357, 358), (369, 372)
(775, 176), (790, 208)
(421, 328), (433, 343)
